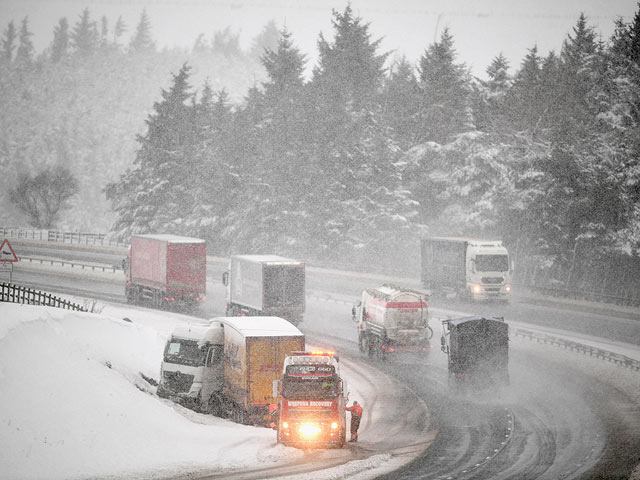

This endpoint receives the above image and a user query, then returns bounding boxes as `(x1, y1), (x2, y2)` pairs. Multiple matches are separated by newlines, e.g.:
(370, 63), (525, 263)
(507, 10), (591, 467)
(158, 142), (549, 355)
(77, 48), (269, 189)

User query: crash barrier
(0, 227), (127, 248)
(0, 282), (87, 311)
(19, 256), (121, 273)
(514, 328), (640, 371)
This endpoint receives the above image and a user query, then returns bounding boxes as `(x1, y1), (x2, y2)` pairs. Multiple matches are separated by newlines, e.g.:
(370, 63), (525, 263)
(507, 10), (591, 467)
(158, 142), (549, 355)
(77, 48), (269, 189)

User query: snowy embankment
(0, 303), (298, 480)
(0, 302), (408, 480)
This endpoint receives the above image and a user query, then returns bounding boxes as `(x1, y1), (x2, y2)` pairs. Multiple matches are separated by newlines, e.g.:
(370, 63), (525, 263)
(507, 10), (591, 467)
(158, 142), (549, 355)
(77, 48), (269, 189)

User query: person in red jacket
(346, 400), (363, 442)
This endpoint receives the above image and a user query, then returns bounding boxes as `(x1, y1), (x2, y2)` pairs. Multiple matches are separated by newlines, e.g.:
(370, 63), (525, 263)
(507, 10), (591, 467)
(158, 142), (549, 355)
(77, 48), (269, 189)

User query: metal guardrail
(1, 282), (87, 311)
(18, 256), (122, 273)
(0, 227), (127, 248)
(514, 328), (640, 371)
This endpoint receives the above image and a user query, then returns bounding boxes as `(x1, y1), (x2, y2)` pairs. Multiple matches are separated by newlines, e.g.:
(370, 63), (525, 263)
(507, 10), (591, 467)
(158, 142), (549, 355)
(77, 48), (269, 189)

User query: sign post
(0, 238), (18, 283)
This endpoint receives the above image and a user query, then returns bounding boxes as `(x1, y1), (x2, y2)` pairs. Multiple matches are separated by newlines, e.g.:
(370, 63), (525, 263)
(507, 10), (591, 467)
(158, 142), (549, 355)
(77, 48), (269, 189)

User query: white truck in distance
(421, 237), (513, 301)
(352, 284), (432, 361)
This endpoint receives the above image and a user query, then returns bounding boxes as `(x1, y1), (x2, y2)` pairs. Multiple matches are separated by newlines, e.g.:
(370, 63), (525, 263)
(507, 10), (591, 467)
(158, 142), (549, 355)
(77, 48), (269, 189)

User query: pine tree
(105, 64), (197, 237)
(114, 16), (126, 46)
(473, 53), (511, 132)
(51, 18), (70, 63)
(249, 20), (280, 60)
(313, 5), (388, 113)
(415, 28), (473, 143)
(381, 56), (421, 148)
(15, 17), (34, 68)
(71, 8), (98, 56)
(1, 21), (17, 66)
(129, 9), (155, 54)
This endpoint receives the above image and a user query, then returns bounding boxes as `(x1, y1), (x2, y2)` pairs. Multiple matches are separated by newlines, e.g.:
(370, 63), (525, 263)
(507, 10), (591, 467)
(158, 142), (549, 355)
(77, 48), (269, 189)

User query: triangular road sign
(0, 238), (18, 262)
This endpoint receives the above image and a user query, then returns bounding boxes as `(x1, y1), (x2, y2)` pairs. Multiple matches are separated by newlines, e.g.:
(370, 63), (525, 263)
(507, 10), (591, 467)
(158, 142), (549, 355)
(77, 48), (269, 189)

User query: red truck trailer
(125, 234), (206, 310)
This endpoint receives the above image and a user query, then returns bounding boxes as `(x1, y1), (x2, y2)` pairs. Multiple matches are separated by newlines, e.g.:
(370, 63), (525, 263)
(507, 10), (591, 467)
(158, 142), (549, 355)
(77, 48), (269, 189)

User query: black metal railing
(0, 282), (87, 311)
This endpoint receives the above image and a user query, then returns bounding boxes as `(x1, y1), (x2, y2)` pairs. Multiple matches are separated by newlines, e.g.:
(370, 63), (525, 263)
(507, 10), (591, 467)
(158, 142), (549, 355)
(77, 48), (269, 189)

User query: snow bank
(0, 304), (293, 480)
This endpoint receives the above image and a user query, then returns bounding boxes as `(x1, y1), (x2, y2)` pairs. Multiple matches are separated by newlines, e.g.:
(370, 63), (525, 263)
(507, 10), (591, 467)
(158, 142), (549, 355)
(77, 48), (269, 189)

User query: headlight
(505, 285), (511, 292)
(473, 285), (481, 293)
(298, 423), (321, 438)
(331, 422), (339, 430)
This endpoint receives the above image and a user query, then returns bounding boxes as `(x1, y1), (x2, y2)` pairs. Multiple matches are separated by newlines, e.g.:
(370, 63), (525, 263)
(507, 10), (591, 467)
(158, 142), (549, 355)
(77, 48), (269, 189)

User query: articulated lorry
(421, 237), (512, 301)
(125, 234), (207, 310)
(352, 284), (432, 361)
(157, 316), (305, 425)
(222, 255), (305, 325)
(440, 316), (509, 390)
(273, 351), (347, 448)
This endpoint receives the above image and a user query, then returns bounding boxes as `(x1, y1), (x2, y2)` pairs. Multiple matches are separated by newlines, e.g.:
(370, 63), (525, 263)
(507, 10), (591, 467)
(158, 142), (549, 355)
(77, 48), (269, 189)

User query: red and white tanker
(352, 284), (433, 360)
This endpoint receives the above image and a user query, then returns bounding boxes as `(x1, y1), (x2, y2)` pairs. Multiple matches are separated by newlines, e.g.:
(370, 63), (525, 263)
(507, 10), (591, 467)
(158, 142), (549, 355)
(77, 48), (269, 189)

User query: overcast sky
(1, 0), (638, 78)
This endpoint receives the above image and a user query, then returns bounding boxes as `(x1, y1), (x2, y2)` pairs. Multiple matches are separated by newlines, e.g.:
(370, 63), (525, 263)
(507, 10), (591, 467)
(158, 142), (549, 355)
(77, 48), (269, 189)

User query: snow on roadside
(0, 303), (301, 480)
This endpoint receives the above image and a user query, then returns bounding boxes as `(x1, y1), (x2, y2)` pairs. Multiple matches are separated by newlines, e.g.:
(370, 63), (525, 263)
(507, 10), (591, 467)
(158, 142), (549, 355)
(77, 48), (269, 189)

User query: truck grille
(481, 277), (504, 284)
(162, 371), (194, 393)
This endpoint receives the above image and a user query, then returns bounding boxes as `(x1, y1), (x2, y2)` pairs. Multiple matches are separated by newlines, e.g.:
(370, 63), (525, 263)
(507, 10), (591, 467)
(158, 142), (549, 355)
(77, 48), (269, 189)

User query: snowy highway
(3, 244), (640, 479)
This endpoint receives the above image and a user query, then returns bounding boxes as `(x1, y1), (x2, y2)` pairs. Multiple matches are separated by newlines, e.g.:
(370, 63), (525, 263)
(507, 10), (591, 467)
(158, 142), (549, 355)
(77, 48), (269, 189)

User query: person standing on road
(346, 400), (363, 442)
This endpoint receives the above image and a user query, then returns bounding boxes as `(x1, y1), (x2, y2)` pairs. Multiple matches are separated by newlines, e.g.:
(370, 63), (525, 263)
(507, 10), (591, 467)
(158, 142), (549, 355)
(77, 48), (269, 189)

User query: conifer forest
(1, 5), (640, 301)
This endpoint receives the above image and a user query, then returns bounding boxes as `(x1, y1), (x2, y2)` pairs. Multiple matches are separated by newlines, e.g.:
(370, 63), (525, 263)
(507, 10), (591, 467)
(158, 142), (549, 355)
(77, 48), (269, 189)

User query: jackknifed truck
(222, 255), (306, 325)
(352, 284), (432, 360)
(273, 351), (348, 448)
(125, 234), (207, 310)
(157, 316), (305, 426)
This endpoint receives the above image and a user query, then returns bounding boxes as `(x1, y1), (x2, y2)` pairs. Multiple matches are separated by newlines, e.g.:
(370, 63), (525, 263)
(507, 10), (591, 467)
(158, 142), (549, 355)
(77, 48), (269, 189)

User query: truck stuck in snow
(157, 316), (305, 426)
(352, 284), (432, 361)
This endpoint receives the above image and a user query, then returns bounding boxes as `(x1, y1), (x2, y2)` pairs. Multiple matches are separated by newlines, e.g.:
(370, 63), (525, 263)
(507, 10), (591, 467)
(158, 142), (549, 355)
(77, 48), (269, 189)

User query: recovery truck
(273, 351), (348, 448)
(125, 234), (207, 310)
(352, 284), (432, 361)
(440, 316), (509, 390)
(157, 316), (305, 425)
(156, 322), (224, 412)
(421, 237), (513, 301)
(222, 255), (305, 325)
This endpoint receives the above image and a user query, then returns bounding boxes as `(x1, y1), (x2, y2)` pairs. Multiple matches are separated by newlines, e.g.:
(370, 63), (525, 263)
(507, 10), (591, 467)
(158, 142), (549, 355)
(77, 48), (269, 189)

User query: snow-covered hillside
(0, 303), (299, 480)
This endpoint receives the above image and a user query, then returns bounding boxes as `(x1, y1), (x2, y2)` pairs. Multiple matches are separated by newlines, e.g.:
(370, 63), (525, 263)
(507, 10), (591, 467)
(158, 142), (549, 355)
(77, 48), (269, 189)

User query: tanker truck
(352, 284), (432, 361)
(273, 351), (348, 448)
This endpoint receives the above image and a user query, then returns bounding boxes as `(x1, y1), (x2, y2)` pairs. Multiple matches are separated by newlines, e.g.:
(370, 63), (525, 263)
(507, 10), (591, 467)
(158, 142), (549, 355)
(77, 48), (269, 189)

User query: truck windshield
(163, 339), (205, 367)
(282, 376), (339, 400)
(475, 255), (509, 272)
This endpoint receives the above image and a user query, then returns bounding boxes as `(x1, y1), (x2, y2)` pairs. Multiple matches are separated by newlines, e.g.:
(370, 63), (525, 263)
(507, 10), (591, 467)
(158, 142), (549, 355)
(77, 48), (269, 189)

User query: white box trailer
(222, 255), (306, 325)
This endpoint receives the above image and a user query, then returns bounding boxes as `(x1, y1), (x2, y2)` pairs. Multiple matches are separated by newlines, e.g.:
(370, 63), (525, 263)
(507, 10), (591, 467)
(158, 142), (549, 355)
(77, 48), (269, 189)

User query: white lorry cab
(421, 237), (513, 301)
(157, 322), (224, 411)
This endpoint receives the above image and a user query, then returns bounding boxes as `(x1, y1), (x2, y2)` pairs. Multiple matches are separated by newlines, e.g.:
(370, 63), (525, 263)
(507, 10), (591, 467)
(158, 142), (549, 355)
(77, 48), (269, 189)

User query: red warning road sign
(0, 238), (18, 262)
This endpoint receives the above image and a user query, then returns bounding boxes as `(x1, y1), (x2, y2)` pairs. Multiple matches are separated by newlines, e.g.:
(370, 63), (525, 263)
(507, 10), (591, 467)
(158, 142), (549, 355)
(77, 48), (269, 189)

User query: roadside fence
(0, 282), (87, 311)
(0, 227), (127, 248)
